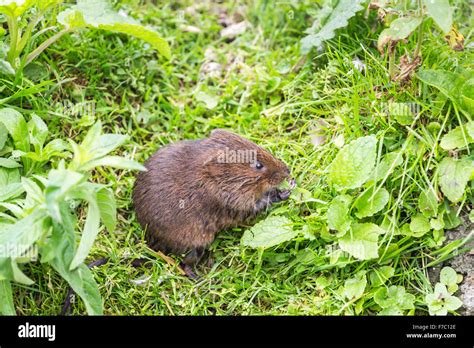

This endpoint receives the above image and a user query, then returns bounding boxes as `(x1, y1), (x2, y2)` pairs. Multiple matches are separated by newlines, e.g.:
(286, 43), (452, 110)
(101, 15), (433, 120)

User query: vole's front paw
(277, 189), (291, 201)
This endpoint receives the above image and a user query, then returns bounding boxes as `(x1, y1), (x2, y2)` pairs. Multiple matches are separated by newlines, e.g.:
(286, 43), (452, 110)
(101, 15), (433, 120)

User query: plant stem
(17, 10), (46, 55)
(24, 28), (71, 66)
(414, 0), (424, 58)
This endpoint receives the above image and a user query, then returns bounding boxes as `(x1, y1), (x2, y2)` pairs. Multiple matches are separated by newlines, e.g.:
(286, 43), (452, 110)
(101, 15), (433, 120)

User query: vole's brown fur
(132, 129), (291, 267)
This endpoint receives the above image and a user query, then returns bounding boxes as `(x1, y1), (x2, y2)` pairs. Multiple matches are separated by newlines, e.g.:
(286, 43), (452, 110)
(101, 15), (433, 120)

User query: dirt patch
(428, 215), (474, 315)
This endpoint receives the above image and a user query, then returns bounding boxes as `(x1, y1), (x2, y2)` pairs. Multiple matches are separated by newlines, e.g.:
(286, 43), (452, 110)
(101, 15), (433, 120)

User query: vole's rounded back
(132, 129), (291, 265)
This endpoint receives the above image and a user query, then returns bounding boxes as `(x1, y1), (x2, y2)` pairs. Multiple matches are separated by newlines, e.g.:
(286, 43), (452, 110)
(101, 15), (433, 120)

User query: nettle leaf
(423, 0), (452, 34)
(440, 121), (474, 150)
(438, 157), (473, 203)
(354, 187), (389, 218)
(342, 271), (367, 300)
(338, 223), (384, 260)
(0, 280), (15, 315)
(241, 216), (297, 249)
(57, 0), (170, 59)
(300, 0), (365, 53)
(327, 135), (377, 190)
(377, 16), (423, 53)
(327, 194), (352, 234)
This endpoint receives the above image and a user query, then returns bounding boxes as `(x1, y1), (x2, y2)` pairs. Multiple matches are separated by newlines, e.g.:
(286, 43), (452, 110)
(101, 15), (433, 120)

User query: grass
(3, 0), (473, 315)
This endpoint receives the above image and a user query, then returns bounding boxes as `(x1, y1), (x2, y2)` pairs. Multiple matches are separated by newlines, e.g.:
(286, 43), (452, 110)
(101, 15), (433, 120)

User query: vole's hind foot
(180, 263), (200, 280)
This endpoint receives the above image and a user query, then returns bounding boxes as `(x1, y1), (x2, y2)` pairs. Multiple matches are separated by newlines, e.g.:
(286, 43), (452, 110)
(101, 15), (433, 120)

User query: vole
(132, 129), (294, 275)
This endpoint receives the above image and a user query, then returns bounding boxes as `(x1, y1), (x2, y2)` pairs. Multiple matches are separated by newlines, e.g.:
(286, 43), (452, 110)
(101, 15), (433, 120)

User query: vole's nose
(285, 167), (290, 176)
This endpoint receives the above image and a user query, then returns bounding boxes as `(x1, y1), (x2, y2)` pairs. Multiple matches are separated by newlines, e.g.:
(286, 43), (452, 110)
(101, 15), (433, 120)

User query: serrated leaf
(300, 0), (365, 53)
(241, 216), (297, 248)
(438, 157), (473, 203)
(440, 122), (474, 150)
(354, 187), (389, 218)
(423, 0), (452, 34)
(327, 194), (352, 234)
(338, 223), (384, 260)
(378, 16), (423, 52)
(328, 135), (377, 190)
(57, 0), (170, 59)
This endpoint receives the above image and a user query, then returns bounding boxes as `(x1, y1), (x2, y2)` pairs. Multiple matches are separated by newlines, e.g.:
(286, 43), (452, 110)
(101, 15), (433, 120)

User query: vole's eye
(254, 160), (264, 170)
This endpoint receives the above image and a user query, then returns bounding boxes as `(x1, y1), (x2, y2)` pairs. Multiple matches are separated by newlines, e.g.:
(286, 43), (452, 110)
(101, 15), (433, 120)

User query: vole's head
(202, 129), (291, 205)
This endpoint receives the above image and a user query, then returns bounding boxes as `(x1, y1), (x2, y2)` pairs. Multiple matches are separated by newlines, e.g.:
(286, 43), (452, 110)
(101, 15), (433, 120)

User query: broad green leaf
(440, 267), (458, 288)
(57, 0), (170, 59)
(11, 259), (34, 285)
(96, 187), (116, 233)
(423, 0), (452, 34)
(417, 69), (474, 115)
(0, 59), (15, 75)
(327, 135), (377, 190)
(369, 266), (395, 287)
(418, 189), (438, 218)
(374, 286), (415, 310)
(300, 0), (365, 53)
(0, 0), (35, 17)
(0, 122), (7, 151)
(338, 223), (384, 260)
(48, 204), (103, 315)
(28, 114), (48, 148)
(92, 134), (129, 159)
(342, 271), (366, 300)
(0, 183), (24, 202)
(354, 187), (389, 218)
(0, 108), (29, 153)
(0, 280), (15, 315)
(438, 157), (473, 203)
(367, 151), (403, 185)
(241, 216), (297, 248)
(327, 194), (352, 234)
(0, 211), (45, 259)
(69, 188), (100, 270)
(440, 122), (474, 150)
(444, 296), (463, 311)
(409, 214), (431, 236)
(0, 167), (20, 186)
(0, 158), (21, 168)
(378, 16), (423, 52)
